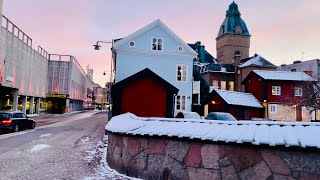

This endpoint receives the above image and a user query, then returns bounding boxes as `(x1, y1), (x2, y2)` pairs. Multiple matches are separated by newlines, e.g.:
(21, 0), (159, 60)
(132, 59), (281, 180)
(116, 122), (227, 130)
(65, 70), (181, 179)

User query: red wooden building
(112, 68), (178, 118)
(205, 89), (264, 120)
(243, 70), (317, 121)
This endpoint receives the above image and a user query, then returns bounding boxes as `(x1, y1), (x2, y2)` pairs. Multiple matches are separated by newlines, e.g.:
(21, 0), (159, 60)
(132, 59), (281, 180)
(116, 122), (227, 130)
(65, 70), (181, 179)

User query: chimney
(199, 45), (205, 63)
(234, 54), (242, 72)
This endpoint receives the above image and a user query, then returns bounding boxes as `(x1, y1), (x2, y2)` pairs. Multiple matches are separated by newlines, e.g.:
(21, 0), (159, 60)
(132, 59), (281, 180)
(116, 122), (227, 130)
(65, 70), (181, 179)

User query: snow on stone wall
(107, 133), (320, 179)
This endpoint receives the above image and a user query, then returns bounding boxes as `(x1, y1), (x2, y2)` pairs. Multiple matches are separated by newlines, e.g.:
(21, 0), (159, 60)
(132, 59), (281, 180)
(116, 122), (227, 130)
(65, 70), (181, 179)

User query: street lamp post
(93, 40), (114, 120)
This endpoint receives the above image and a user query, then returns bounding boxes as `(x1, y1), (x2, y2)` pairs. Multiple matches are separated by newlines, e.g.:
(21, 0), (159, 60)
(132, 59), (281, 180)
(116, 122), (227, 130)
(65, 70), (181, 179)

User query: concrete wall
(277, 60), (320, 81)
(0, 18), (48, 98)
(107, 132), (320, 180)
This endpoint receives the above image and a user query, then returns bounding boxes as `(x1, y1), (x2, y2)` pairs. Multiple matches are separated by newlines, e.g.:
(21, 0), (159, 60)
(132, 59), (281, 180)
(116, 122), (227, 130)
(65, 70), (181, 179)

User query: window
(152, 38), (163, 51)
(176, 95), (186, 111)
(270, 104), (277, 114)
(177, 65), (187, 82)
(212, 80), (219, 88)
(221, 81), (227, 90)
(294, 87), (303, 96)
(235, 51), (241, 56)
(178, 46), (183, 52)
(228, 81), (234, 91)
(272, 86), (281, 95)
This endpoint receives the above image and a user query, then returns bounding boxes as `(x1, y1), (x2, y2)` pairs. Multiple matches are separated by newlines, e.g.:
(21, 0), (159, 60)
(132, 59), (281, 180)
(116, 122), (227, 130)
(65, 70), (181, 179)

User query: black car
(0, 111), (36, 132)
(205, 112), (237, 121)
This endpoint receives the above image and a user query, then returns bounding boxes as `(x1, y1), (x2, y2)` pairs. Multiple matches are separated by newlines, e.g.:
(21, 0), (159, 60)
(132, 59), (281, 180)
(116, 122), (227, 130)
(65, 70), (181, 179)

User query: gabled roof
(112, 68), (179, 93)
(106, 113), (320, 149)
(113, 19), (197, 56)
(239, 54), (276, 68)
(188, 42), (218, 64)
(248, 70), (317, 82)
(211, 89), (263, 108)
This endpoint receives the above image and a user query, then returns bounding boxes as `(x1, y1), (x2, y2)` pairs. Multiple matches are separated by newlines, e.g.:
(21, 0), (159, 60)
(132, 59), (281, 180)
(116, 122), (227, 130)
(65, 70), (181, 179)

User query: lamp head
(93, 44), (101, 50)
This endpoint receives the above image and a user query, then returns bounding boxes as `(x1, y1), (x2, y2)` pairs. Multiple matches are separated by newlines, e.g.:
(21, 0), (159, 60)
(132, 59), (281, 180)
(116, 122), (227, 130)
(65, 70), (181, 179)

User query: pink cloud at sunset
(2, 0), (320, 86)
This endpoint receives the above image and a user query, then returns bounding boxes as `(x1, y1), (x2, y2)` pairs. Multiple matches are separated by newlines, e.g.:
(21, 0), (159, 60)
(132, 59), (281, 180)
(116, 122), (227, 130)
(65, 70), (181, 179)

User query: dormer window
(152, 38), (163, 51)
(235, 25), (243, 34)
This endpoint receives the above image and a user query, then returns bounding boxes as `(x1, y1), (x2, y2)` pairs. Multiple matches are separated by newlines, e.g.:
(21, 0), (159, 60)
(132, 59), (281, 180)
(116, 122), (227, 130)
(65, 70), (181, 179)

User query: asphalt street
(0, 110), (108, 180)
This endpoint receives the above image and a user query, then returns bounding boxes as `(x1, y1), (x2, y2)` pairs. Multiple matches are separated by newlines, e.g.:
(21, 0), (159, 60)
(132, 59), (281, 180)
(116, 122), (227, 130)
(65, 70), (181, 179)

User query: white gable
(113, 19), (197, 56)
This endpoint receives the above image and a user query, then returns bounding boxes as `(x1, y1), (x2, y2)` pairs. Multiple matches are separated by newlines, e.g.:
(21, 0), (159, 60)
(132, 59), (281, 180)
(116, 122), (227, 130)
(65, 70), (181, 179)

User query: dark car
(205, 112), (237, 121)
(0, 111), (36, 132)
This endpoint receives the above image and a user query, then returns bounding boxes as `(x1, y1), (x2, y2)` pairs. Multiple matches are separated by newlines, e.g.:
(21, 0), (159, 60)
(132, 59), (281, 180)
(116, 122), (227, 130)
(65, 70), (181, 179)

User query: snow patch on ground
(39, 133), (52, 138)
(80, 137), (91, 144)
(83, 135), (141, 180)
(30, 144), (51, 153)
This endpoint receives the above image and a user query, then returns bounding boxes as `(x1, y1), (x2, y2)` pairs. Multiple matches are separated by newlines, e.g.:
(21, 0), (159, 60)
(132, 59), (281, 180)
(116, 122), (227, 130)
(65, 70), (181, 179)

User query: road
(0, 111), (109, 180)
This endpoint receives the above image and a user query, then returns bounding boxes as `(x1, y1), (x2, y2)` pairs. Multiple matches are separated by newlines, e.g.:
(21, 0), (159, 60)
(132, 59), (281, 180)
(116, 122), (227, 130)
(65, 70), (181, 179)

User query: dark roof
(188, 42), (217, 64)
(217, 1), (250, 38)
(239, 54), (276, 68)
(112, 68), (179, 93)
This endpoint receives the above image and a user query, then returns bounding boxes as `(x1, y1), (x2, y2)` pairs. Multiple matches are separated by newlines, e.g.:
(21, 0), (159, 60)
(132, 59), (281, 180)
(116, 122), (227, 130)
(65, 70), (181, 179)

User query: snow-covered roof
(213, 89), (263, 108)
(239, 54), (276, 68)
(253, 70), (317, 81)
(106, 113), (320, 149)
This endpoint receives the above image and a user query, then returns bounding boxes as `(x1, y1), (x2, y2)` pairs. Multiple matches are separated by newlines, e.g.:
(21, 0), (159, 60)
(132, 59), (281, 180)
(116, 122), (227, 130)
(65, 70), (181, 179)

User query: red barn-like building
(243, 70), (317, 121)
(112, 68), (178, 118)
(205, 89), (264, 120)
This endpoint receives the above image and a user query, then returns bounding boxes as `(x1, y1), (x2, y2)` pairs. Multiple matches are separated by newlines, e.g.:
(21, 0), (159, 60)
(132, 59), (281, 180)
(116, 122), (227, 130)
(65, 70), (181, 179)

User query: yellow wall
(269, 104), (296, 122)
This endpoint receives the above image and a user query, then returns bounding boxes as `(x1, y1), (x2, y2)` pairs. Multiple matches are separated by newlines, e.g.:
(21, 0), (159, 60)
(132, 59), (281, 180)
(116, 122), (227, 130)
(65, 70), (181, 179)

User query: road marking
(39, 133), (52, 138)
(0, 130), (35, 140)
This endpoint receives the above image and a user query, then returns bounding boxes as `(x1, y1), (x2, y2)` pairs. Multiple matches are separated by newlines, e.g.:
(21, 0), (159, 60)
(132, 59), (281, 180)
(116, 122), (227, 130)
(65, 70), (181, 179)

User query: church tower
(216, 1), (251, 64)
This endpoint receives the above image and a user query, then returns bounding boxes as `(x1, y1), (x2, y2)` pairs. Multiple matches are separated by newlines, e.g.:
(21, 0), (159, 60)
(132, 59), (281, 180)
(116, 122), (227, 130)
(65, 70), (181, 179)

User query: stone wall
(107, 132), (320, 180)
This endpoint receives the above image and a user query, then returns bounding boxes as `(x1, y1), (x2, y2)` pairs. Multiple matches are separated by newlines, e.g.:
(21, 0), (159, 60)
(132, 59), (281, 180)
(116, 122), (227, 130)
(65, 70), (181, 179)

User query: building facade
(112, 19), (197, 116)
(243, 70), (317, 121)
(216, 1), (251, 65)
(47, 55), (93, 113)
(0, 14), (48, 114)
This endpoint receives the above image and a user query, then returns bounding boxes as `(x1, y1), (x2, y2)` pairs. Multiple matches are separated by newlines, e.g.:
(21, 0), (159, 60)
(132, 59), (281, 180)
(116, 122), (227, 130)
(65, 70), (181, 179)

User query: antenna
(302, 51), (304, 61)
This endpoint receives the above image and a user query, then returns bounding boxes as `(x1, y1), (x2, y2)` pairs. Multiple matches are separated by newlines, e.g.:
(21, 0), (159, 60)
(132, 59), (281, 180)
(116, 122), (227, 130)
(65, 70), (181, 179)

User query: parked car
(175, 112), (202, 119)
(205, 112), (237, 121)
(0, 111), (36, 132)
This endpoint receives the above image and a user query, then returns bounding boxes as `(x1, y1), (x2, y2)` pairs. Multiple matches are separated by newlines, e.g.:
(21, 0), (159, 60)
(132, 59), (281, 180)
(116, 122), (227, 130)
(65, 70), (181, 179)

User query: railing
(1, 15), (50, 59)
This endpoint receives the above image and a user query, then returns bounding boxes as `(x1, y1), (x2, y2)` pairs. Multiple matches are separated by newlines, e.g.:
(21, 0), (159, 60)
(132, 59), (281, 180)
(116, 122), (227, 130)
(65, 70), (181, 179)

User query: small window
(291, 69), (296, 72)
(176, 95), (186, 111)
(294, 87), (302, 96)
(272, 86), (281, 95)
(178, 46), (183, 52)
(152, 38), (163, 51)
(270, 104), (277, 114)
(212, 80), (219, 88)
(235, 51), (241, 56)
(177, 65), (187, 82)
(129, 41), (135, 47)
(228, 81), (234, 91)
(221, 81), (227, 90)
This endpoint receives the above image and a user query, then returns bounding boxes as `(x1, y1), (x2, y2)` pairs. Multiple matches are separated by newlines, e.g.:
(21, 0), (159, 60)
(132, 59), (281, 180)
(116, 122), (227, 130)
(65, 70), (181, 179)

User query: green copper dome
(217, 1), (250, 38)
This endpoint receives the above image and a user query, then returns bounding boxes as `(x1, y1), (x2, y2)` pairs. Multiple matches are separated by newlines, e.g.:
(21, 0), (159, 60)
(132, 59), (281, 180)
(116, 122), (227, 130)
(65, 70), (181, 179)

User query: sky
(2, 0), (320, 86)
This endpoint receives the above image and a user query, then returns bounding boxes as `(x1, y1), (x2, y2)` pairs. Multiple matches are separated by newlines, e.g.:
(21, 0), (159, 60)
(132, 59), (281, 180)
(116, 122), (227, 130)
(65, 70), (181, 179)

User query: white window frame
(272, 86), (281, 96)
(269, 104), (277, 114)
(177, 64), (187, 82)
(175, 95), (187, 111)
(151, 37), (163, 51)
(294, 87), (303, 96)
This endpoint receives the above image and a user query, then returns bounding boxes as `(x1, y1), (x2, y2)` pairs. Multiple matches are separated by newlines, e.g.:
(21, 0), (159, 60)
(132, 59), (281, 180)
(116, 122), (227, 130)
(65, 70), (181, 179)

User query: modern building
(47, 55), (94, 113)
(243, 70), (317, 121)
(112, 19), (197, 117)
(0, 14), (48, 114)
